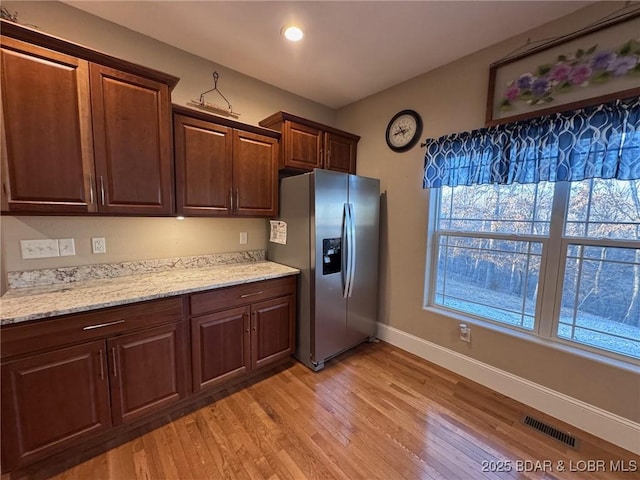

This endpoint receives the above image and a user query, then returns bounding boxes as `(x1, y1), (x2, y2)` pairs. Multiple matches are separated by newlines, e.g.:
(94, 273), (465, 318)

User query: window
(430, 179), (640, 361)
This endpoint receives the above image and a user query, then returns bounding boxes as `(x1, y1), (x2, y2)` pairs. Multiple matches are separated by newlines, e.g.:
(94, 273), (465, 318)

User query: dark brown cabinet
(251, 295), (296, 370)
(90, 65), (174, 215)
(174, 107), (279, 217)
(0, 36), (96, 214)
(0, 297), (186, 470)
(0, 275), (296, 474)
(0, 21), (178, 215)
(1, 341), (111, 469)
(259, 111), (359, 174)
(189, 277), (296, 393)
(191, 306), (250, 391)
(107, 322), (187, 425)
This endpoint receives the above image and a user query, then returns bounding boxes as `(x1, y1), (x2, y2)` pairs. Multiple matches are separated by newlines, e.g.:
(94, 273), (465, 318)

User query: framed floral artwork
(485, 11), (640, 126)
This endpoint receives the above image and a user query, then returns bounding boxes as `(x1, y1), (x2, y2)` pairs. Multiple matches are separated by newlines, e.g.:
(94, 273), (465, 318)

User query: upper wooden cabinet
(173, 106), (279, 217)
(0, 37), (96, 214)
(90, 65), (174, 215)
(0, 21), (178, 215)
(259, 111), (359, 174)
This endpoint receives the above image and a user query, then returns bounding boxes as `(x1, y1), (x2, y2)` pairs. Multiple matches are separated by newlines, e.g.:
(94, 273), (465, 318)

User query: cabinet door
(174, 114), (233, 216)
(1, 341), (110, 470)
(251, 295), (295, 370)
(90, 64), (173, 215)
(0, 37), (96, 213)
(232, 130), (278, 217)
(325, 132), (357, 174)
(107, 323), (186, 425)
(283, 121), (322, 171)
(191, 306), (250, 392)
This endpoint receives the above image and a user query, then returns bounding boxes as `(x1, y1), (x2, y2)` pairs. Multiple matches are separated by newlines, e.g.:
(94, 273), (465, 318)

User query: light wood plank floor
(29, 342), (640, 479)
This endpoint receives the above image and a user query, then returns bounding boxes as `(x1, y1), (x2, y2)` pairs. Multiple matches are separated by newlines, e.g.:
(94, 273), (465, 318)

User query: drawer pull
(83, 320), (125, 331)
(240, 291), (263, 299)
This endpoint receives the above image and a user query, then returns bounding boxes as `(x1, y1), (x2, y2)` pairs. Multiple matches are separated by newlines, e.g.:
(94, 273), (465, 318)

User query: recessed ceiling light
(282, 25), (303, 42)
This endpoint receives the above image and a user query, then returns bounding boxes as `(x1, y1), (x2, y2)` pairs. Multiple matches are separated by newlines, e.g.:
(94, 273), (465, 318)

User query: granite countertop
(0, 261), (299, 326)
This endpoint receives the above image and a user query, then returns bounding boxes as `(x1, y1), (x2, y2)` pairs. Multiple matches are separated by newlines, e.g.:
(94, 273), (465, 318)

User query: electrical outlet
(20, 239), (60, 259)
(239, 232), (248, 245)
(92, 237), (107, 254)
(58, 238), (76, 256)
(459, 324), (471, 343)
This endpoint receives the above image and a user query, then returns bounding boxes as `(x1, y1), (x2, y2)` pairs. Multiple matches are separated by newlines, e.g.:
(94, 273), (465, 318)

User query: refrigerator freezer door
(346, 174), (380, 343)
(312, 170), (349, 365)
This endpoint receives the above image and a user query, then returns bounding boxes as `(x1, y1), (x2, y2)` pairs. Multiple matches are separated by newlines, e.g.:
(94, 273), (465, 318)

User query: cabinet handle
(245, 313), (250, 333)
(89, 174), (95, 205)
(99, 349), (105, 380)
(252, 312), (257, 331)
(240, 291), (263, 298)
(229, 188), (233, 212)
(100, 176), (106, 206)
(236, 189), (239, 210)
(111, 347), (117, 377)
(83, 320), (125, 330)
(320, 148), (323, 165)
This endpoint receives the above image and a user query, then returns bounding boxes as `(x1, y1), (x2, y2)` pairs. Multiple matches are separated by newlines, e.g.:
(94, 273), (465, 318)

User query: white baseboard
(377, 323), (640, 455)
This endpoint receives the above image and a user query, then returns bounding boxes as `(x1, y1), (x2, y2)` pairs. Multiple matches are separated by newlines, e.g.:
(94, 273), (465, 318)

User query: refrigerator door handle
(342, 202), (351, 298)
(347, 203), (356, 298)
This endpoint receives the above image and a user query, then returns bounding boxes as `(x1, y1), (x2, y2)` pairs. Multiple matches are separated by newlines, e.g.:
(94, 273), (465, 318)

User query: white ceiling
(65, 1), (593, 109)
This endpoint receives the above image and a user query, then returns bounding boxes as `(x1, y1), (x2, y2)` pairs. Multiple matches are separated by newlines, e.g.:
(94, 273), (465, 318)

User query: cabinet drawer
(190, 276), (296, 317)
(1, 297), (184, 360)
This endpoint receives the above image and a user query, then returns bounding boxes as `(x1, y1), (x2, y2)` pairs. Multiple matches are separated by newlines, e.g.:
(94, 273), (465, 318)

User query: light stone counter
(1, 260), (299, 325)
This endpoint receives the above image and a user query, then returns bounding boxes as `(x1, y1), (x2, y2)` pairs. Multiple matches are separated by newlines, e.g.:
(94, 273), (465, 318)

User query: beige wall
(337, 2), (640, 423)
(0, 1), (335, 290)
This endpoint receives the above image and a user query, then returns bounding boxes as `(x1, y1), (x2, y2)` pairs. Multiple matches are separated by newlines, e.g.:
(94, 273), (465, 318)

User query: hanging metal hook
(190, 71), (240, 117)
(198, 71), (233, 111)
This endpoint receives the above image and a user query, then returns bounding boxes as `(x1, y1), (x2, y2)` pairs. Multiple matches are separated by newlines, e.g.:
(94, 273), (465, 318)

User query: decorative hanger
(188, 71), (241, 118)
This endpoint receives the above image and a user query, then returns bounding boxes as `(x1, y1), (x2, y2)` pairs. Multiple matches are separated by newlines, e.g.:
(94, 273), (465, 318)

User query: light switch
(58, 239), (76, 256)
(240, 232), (248, 245)
(20, 239), (60, 259)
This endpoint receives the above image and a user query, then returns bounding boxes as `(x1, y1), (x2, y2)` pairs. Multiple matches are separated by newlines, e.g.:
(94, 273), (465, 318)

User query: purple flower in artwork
(569, 64), (593, 85)
(606, 56), (639, 76)
(516, 73), (535, 90)
(549, 63), (571, 82)
(590, 50), (616, 70)
(505, 84), (520, 101)
(532, 78), (550, 96)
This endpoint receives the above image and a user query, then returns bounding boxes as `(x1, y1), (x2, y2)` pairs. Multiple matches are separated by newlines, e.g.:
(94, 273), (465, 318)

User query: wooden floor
(24, 342), (640, 479)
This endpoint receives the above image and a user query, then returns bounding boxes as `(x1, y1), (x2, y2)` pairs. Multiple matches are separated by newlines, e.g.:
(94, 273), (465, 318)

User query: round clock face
(385, 110), (423, 152)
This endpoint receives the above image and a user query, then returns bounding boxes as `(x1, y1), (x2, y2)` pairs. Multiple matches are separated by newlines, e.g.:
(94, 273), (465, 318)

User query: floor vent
(522, 415), (579, 449)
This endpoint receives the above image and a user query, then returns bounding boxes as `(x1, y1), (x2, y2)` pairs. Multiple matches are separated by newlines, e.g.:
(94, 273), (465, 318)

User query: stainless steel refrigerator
(267, 169), (380, 371)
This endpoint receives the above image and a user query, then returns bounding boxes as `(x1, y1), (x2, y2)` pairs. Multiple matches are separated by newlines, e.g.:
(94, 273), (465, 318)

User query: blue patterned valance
(423, 97), (640, 188)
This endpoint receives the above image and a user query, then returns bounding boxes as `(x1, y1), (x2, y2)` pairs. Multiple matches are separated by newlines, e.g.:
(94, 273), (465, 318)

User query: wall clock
(385, 109), (423, 152)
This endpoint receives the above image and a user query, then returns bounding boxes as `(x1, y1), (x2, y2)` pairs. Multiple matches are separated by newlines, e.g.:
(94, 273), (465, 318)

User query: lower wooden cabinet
(190, 276), (296, 393)
(191, 306), (251, 391)
(252, 295), (296, 370)
(0, 275), (297, 473)
(108, 322), (187, 425)
(0, 299), (187, 471)
(1, 341), (111, 469)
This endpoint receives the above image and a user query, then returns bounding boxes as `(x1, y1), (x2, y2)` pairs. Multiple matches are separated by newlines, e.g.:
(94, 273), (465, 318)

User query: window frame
(426, 180), (640, 366)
